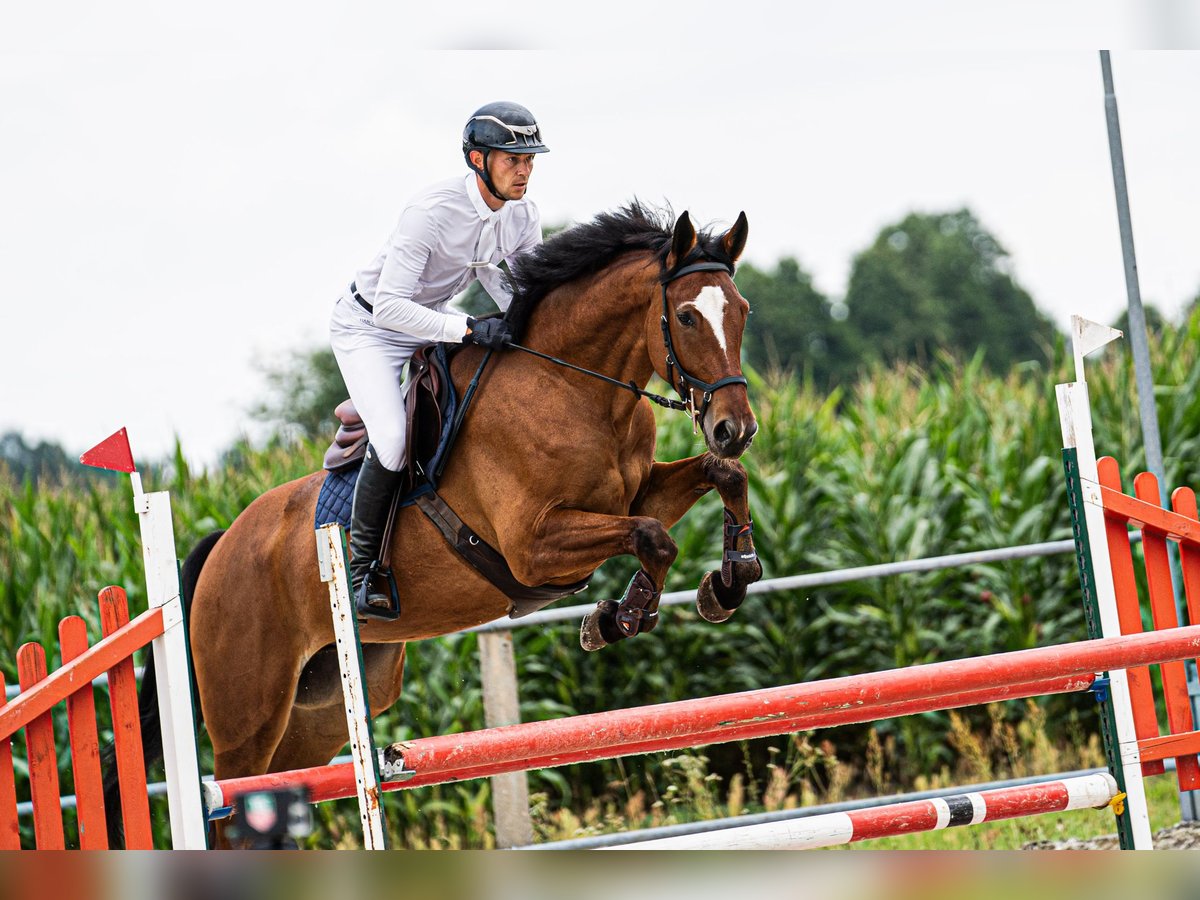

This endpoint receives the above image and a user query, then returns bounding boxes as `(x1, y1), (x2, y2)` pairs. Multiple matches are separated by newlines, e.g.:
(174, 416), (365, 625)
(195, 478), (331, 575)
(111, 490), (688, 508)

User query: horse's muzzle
(708, 416), (757, 459)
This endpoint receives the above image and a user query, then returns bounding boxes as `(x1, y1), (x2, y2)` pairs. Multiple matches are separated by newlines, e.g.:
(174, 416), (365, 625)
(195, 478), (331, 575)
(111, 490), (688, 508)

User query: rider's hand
(464, 317), (513, 350)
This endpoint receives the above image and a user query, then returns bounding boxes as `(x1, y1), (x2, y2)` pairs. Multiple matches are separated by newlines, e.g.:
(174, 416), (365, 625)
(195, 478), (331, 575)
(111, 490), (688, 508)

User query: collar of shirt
(464, 173), (495, 222)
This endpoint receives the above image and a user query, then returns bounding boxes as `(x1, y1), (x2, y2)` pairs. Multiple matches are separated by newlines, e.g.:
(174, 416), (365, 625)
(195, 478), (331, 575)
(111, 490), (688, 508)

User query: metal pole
(1099, 49), (1199, 821)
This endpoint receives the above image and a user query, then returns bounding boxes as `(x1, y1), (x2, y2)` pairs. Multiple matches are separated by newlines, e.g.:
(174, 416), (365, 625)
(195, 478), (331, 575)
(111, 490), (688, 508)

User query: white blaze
(685, 285), (730, 355)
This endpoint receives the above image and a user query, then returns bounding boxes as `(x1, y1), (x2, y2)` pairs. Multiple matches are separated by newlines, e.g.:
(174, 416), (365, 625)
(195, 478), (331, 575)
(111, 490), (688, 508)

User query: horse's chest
(613, 425), (655, 503)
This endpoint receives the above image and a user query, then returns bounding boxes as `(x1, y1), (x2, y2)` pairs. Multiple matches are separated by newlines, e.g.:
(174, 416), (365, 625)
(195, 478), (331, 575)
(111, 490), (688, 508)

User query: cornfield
(5, 312), (1200, 847)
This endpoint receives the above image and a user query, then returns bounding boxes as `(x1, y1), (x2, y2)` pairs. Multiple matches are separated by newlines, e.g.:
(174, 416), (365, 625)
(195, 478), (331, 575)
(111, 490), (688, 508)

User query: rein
(506, 259), (747, 427)
(505, 342), (689, 412)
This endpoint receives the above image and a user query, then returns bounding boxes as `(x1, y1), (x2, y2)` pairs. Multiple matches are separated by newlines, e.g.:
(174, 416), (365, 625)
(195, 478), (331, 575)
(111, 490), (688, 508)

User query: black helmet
(462, 101), (549, 156)
(463, 102), (548, 203)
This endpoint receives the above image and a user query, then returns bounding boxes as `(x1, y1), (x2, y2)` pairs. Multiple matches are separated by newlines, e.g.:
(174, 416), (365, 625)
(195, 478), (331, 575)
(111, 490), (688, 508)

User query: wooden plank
(1138, 729), (1200, 764)
(99, 587), (154, 849)
(1133, 472), (1200, 791)
(18, 643), (65, 849)
(1173, 486), (1200, 638)
(1098, 457), (1165, 776)
(0, 606), (164, 738)
(0, 672), (21, 849)
(1101, 483), (1200, 545)
(60, 616), (109, 849)
(1168, 486), (1200, 790)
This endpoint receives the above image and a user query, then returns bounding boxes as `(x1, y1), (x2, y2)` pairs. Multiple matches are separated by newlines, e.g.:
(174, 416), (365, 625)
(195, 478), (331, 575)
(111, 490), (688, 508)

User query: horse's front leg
(631, 454), (763, 624)
(506, 508), (678, 652)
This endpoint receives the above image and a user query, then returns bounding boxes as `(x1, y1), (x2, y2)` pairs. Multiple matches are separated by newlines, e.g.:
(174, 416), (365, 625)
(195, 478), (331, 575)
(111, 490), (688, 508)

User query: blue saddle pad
(314, 463), (437, 532)
(315, 466), (358, 531)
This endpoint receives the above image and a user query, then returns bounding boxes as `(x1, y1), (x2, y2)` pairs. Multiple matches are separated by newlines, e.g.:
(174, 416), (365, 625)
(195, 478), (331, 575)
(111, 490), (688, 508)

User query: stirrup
(355, 560), (401, 621)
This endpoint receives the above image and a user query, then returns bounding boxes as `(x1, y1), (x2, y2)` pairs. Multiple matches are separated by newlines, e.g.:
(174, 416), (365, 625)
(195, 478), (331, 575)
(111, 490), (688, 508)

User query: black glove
(465, 317), (513, 350)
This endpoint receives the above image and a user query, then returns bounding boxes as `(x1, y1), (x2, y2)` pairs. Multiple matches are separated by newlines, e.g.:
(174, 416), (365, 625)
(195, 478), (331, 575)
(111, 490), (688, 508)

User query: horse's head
(648, 211), (757, 460)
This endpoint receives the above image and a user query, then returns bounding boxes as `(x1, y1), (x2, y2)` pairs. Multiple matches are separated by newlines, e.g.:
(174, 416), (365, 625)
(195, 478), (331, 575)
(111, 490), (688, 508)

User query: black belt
(350, 281), (373, 314)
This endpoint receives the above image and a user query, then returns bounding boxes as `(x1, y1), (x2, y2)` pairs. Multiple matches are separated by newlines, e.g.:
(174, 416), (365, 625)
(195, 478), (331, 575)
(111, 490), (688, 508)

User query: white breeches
(329, 293), (427, 472)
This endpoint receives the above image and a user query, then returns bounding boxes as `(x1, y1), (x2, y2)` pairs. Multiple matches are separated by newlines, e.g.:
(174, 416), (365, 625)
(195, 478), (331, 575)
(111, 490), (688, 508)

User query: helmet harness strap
(468, 149), (512, 204)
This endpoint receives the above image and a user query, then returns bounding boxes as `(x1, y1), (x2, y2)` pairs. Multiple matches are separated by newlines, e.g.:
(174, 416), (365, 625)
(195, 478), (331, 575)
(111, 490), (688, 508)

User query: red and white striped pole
(616, 773), (1120, 850)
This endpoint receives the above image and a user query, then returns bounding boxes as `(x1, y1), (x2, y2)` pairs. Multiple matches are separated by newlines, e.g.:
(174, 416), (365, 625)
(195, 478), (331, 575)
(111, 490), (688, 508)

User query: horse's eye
(676, 311), (695, 327)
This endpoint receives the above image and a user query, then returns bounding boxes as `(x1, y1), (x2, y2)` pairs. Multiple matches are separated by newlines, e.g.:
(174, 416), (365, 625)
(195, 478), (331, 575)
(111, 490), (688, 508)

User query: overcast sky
(2, 4), (1199, 467)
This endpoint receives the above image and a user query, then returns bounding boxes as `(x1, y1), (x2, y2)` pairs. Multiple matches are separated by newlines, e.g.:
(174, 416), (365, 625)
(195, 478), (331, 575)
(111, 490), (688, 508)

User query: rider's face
(483, 151), (535, 200)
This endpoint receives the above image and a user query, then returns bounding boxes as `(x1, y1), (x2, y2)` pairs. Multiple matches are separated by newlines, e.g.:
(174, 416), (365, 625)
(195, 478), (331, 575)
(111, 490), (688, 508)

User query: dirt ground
(1022, 821), (1200, 849)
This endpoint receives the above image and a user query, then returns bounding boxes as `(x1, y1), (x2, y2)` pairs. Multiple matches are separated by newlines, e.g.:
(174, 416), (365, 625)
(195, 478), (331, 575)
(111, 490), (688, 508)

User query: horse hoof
(696, 571), (741, 624)
(580, 610), (609, 651)
(580, 600), (623, 651)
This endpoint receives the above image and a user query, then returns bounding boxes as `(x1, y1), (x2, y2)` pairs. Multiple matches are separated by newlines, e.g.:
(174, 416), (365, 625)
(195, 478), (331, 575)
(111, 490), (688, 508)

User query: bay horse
(118, 203), (763, 842)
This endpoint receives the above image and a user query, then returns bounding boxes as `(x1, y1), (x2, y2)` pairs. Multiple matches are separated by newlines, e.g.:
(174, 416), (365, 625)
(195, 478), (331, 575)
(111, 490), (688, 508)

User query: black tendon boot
(348, 444), (403, 620)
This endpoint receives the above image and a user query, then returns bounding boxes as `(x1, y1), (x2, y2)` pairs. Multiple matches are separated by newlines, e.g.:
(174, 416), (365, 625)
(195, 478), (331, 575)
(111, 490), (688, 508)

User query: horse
(114, 202), (763, 845)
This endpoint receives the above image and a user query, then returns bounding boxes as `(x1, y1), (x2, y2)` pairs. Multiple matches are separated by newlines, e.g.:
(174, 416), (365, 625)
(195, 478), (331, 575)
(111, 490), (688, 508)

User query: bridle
(658, 260), (749, 429)
(504, 258), (747, 429)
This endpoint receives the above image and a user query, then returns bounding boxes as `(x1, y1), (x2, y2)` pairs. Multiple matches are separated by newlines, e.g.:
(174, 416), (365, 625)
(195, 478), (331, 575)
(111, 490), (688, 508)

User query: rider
(330, 101), (549, 618)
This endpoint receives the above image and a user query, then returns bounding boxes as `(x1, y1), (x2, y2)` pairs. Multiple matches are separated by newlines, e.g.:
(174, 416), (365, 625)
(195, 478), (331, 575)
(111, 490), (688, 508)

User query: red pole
(210, 673), (1091, 809)
(207, 624), (1200, 814)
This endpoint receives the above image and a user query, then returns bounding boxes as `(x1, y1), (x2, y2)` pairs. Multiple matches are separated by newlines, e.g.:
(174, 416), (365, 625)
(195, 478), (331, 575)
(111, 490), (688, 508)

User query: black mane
(504, 201), (731, 339)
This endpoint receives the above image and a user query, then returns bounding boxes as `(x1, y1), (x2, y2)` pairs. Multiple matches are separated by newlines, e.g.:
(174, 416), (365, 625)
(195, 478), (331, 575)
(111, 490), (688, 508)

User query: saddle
(319, 341), (590, 618)
(323, 343), (456, 496)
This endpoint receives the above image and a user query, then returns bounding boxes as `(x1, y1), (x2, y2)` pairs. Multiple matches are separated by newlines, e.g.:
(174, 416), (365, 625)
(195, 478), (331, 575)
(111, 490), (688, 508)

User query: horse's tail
(102, 529), (224, 848)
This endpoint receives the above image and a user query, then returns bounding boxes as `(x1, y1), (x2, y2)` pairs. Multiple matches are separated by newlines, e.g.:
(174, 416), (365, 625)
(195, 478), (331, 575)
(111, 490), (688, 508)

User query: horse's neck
(527, 266), (656, 390)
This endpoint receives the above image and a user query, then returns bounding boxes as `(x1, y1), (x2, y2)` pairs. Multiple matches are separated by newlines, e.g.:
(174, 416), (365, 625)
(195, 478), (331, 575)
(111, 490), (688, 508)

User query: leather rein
(506, 259), (748, 427)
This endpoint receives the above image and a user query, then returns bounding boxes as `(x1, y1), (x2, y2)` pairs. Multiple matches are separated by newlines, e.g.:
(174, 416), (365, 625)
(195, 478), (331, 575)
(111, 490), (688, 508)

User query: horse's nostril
(714, 420), (734, 446)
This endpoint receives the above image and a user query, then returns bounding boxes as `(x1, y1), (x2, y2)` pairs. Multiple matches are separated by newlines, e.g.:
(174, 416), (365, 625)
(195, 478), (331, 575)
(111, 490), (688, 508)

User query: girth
(414, 490), (591, 618)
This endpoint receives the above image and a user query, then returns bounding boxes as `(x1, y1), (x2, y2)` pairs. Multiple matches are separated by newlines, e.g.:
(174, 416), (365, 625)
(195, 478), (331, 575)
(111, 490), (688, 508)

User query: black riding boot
(348, 444), (403, 620)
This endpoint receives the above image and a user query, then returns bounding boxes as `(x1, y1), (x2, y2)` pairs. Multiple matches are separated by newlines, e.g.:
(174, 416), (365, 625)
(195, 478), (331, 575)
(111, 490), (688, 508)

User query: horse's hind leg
(203, 652), (306, 783)
(202, 654), (305, 850)
(267, 643), (408, 774)
(630, 454), (763, 624)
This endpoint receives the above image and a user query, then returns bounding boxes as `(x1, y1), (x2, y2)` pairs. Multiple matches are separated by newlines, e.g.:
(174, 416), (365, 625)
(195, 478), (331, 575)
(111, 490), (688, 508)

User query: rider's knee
(367, 428), (406, 471)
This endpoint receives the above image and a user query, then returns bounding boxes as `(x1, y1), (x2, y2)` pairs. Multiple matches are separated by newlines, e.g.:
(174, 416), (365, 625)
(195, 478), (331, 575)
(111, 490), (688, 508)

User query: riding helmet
(461, 102), (549, 156)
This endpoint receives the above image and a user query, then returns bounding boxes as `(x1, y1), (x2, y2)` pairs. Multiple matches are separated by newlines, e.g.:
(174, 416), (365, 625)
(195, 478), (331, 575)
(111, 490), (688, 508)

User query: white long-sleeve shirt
(352, 173), (542, 343)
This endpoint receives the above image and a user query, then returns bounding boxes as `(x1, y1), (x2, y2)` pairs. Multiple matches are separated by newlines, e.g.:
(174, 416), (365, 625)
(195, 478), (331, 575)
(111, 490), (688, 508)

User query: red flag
(80, 427), (136, 474)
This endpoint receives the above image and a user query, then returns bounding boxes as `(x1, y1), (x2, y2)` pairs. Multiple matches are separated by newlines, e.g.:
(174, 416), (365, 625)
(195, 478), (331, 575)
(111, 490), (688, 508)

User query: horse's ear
(666, 211), (697, 270)
(721, 211), (749, 264)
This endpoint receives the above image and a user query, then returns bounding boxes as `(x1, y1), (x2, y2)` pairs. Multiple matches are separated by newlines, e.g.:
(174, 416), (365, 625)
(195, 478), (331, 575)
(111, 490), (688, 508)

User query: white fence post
(315, 524), (389, 850)
(135, 483), (209, 850)
(1056, 315), (1153, 849)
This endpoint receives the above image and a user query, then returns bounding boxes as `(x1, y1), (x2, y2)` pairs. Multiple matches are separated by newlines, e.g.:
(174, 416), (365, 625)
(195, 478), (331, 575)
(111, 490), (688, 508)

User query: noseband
(660, 261), (749, 428)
